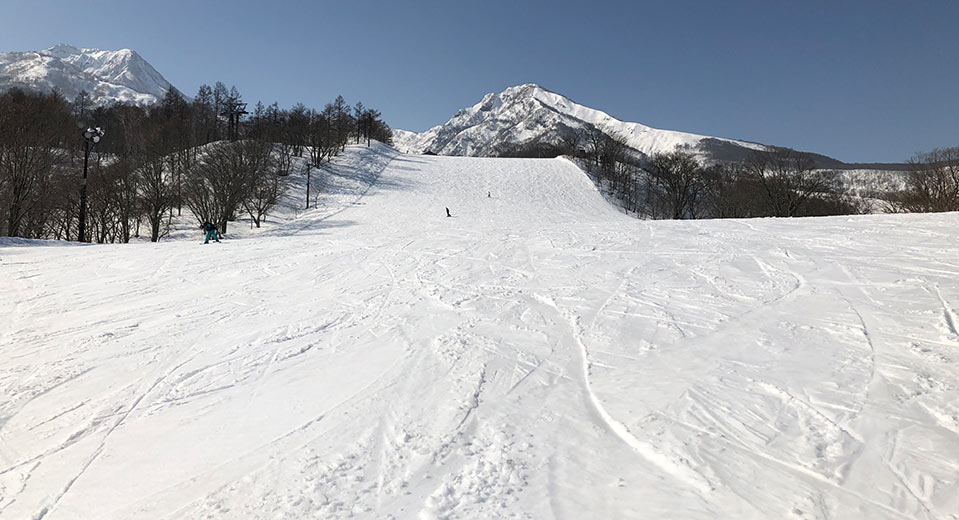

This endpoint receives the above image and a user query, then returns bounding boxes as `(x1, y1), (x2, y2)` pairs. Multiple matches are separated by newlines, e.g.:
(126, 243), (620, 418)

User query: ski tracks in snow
(35, 352), (202, 520)
(532, 285), (716, 496)
(5, 152), (959, 519)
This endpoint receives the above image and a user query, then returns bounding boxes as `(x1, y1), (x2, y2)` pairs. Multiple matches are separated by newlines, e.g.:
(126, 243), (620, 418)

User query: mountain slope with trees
(0, 79), (392, 242)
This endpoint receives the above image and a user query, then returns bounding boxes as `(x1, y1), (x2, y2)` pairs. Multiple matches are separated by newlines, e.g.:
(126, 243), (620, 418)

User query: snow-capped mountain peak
(43, 43), (84, 59)
(39, 44), (173, 100)
(394, 83), (769, 161)
(0, 44), (176, 106)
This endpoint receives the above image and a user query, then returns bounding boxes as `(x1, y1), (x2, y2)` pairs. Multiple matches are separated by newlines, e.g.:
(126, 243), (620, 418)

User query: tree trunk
(150, 217), (161, 242)
(7, 203), (21, 237)
(306, 166), (311, 209)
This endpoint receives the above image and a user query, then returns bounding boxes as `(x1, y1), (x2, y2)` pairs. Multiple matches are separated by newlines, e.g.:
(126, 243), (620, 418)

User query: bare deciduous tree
(645, 151), (704, 219)
(0, 89), (71, 237)
(886, 147), (959, 213)
(742, 148), (835, 217)
(135, 141), (175, 242)
(184, 139), (274, 234)
(245, 147), (287, 227)
(700, 163), (759, 218)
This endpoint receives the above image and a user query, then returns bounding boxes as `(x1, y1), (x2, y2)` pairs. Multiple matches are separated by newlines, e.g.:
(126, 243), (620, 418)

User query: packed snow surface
(2, 144), (958, 519)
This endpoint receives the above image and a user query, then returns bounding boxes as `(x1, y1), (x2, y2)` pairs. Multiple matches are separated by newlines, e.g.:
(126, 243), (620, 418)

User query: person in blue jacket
(201, 221), (221, 243)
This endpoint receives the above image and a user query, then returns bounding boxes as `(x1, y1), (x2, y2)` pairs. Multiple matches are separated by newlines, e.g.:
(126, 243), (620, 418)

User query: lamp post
(78, 127), (103, 242)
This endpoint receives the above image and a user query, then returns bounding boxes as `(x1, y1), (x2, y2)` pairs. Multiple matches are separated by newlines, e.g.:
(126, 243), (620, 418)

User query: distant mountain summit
(393, 83), (771, 162)
(0, 44), (175, 105)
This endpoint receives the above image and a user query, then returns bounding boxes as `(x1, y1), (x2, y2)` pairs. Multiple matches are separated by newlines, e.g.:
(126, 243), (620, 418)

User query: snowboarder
(201, 221), (221, 243)
(446, 207), (451, 217)
(487, 191), (491, 198)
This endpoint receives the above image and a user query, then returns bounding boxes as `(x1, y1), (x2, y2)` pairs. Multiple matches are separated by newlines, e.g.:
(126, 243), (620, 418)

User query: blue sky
(1, 0), (956, 162)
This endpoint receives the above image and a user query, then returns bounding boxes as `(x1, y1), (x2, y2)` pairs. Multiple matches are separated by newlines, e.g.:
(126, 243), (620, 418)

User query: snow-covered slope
(394, 83), (769, 160)
(2, 147), (958, 519)
(391, 128), (426, 153)
(0, 44), (174, 105)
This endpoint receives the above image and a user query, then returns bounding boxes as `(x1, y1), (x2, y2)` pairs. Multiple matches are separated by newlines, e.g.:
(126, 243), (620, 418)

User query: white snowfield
(2, 143), (958, 520)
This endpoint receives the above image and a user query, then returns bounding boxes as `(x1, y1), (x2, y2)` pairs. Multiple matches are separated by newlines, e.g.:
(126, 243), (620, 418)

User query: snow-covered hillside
(0, 44), (174, 105)
(393, 83), (769, 161)
(2, 146), (958, 519)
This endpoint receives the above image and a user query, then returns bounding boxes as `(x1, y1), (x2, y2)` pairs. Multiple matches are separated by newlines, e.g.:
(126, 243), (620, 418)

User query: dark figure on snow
(446, 207), (451, 217)
(487, 191), (491, 198)
(201, 221), (221, 243)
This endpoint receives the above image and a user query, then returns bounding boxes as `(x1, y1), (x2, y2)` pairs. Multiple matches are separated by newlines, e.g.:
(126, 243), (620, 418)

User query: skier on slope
(201, 221), (221, 243)
(446, 207), (452, 217)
